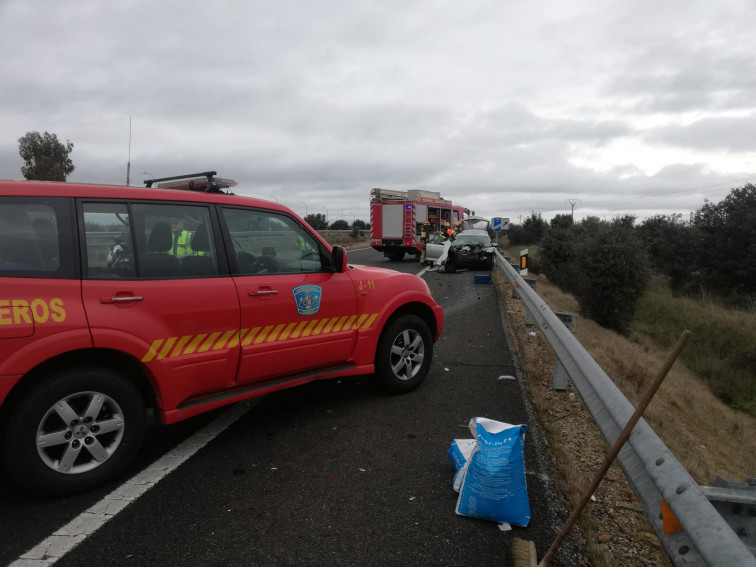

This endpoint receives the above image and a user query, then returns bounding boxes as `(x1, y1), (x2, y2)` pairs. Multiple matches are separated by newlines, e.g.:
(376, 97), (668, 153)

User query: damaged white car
(426, 229), (497, 272)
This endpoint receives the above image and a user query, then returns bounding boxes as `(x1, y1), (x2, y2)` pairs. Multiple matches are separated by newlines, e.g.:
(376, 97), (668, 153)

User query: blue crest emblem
(292, 284), (322, 316)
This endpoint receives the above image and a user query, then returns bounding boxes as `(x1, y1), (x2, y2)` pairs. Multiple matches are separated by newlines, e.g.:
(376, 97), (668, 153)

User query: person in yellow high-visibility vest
(420, 220), (430, 264)
(169, 218), (199, 258)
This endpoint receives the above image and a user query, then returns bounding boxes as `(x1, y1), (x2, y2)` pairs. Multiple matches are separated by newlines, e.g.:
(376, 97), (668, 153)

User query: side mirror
(331, 245), (348, 273)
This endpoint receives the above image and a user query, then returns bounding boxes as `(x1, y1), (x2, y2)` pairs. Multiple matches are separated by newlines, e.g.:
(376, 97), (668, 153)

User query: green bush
(539, 217), (649, 333)
(637, 185), (756, 304)
(507, 213), (549, 245)
(539, 227), (581, 291)
(575, 222), (649, 332)
(693, 184), (756, 299)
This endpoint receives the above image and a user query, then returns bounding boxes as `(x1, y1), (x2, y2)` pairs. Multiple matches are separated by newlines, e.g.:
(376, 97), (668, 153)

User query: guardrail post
(509, 264), (520, 293)
(512, 274), (536, 298)
(700, 476), (756, 556)
(553, 311), (576, 390)
(522, 277), (537, 323)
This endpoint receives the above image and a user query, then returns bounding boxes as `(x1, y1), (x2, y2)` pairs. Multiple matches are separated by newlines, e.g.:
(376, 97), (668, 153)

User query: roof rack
(144, 171), (237, 193)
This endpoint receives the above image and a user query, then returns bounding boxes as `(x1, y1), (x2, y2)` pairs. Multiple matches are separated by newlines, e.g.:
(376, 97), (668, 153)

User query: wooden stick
(538, 330), (692, 566)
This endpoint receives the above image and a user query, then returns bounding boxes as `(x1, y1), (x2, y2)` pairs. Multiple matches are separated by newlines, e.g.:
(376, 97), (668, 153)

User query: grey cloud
(647, 114), (756, 152)
(2, 0), (755, 225)
(608, 46), (756, 114)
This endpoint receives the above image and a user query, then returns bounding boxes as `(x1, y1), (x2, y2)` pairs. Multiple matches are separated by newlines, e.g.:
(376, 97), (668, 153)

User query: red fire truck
(370, 188), (470, 261)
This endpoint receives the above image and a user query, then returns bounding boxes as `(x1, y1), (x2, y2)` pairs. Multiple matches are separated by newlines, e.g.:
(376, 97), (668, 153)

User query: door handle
(100, 296), (144, 304)
(249, 289), (278, 296)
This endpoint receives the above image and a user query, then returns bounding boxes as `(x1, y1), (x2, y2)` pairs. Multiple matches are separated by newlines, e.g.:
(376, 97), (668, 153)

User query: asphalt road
(1, 247), (575, 566)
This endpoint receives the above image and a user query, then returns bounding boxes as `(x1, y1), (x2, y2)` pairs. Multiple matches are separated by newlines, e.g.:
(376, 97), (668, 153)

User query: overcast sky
(2, 0), (754, 224)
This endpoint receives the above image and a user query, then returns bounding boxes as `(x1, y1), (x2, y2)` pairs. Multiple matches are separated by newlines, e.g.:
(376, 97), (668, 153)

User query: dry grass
(530, 269), (756, 485)
(492, 258), (756, 566)
(632, 277), (756, 416)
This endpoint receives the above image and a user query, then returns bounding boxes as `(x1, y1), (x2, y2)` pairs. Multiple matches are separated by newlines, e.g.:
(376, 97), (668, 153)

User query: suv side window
(83, 202), (135, 278)
(221, 207), (324, 275)
(83, 202), (218, 279)
(0, 197), (75, 278)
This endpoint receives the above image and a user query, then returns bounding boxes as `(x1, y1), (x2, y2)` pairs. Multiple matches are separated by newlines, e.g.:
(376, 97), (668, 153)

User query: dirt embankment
(494, 266), (756, 567)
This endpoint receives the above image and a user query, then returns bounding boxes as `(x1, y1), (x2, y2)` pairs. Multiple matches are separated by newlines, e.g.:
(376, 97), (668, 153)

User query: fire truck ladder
(403, 205), (416, 241)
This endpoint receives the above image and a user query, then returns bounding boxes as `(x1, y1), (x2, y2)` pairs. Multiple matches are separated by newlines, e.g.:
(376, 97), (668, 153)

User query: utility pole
(567, 199), (581, 221)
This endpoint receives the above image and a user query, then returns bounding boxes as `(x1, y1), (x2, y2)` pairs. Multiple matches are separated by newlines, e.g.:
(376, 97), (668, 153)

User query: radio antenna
(126, 117), (132, 186)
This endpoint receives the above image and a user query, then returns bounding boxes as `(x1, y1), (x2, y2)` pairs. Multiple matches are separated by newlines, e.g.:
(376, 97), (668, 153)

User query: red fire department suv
(0, 173), (443, 495)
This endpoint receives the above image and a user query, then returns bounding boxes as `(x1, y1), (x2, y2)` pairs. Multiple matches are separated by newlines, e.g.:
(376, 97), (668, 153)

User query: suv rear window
(0, 197), (75, 278)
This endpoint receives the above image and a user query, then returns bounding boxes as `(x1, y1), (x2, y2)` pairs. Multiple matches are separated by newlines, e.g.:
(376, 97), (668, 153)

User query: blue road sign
(492, 217), (503, 232)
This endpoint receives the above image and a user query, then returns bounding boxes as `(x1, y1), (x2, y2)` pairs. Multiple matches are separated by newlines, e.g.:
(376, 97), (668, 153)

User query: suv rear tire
(2, 367), (146, 495)
(374, 314), (433, 394)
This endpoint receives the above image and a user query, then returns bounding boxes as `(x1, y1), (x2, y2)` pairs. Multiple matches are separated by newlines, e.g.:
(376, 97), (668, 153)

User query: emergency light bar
(144, 171), (238, 192)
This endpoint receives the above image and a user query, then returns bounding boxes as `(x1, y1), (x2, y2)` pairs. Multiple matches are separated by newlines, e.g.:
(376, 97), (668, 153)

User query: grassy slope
(500, 244), (756, 485)
(631, 276), (756, 416)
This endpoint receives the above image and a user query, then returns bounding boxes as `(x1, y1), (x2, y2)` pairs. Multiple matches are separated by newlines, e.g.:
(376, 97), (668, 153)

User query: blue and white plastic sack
(447, 417), (531, 526)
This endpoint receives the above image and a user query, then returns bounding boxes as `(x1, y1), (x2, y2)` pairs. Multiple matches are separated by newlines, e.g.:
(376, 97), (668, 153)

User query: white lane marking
(416, 266), (430, 277)
(11, 401), (255, 567)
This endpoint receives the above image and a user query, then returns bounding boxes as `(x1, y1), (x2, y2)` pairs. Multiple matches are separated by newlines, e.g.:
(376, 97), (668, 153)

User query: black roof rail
(144, 171), (235, 193)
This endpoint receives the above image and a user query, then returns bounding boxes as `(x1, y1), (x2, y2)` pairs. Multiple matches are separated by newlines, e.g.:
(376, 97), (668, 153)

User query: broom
(510, 330), (692, 567)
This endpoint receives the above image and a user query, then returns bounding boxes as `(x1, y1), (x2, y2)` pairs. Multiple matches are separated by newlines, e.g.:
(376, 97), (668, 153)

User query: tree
(304, 213), (328, 230)
(329, 219), (349, 230)
(353, 219), (369, 230)
(18, 131), (75, 181)
(637, 214), (701, 293)
(550, 214), (573, 230)
(575, 222), (649, 333)
(507, 212), (549, 245)
(539, 217), (650, 333)
(539, 227), (581, 291)
(693, 184), (756, 298)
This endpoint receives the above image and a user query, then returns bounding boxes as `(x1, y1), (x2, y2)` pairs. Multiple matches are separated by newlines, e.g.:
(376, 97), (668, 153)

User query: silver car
(425, 229), (496, 270)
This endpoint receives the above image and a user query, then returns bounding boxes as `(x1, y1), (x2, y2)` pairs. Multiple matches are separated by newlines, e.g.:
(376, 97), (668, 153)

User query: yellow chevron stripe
(313, 318), (328, 335)
(291, 321), (308, 338)
(227, 329), (244, 348)
(198, 332), (221, 352)
(185, 334), (206, 354)
(255, 325), (274, 344)
(323, 317), (338, 334)
(171, 335), (193, 357)
(214, 330), (236, 350)
(302, 320), (318, 337)
(279, 322), (297, 341)
(141, 313), (381, 361)
(141, 339), (163, 362)
(158, 337), (177, 359)
(241, 327), (260, 346)
(362, 313), (379, 328)
(267, 323), (286, 342)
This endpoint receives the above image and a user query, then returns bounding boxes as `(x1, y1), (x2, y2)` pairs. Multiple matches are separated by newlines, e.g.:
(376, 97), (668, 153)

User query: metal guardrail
(494, 251), (756, 567)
